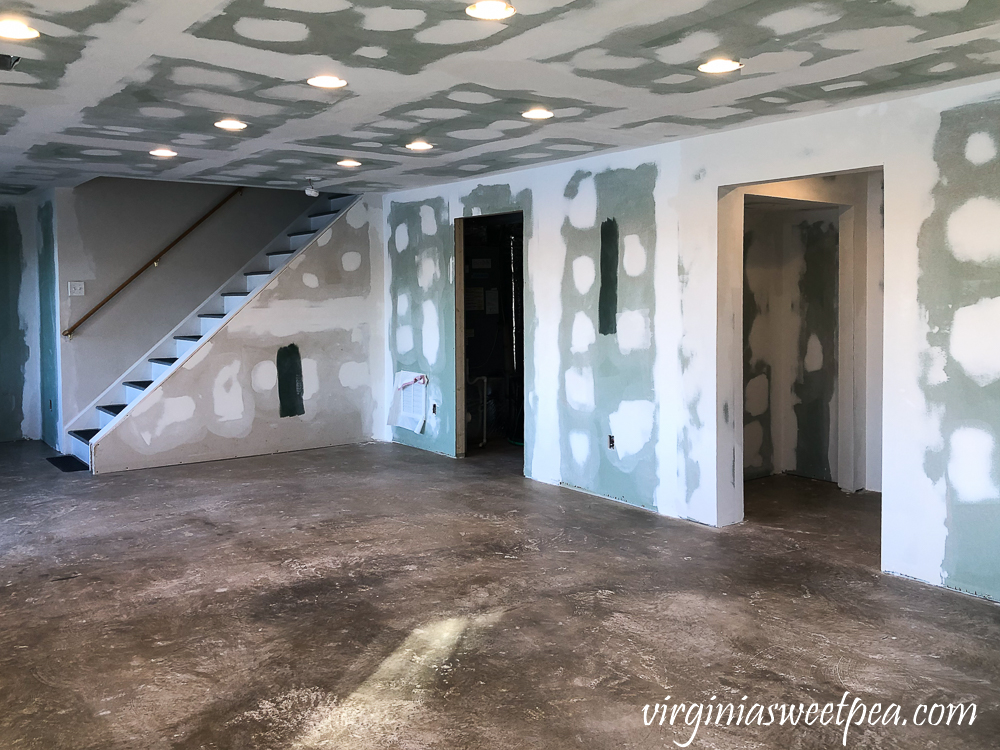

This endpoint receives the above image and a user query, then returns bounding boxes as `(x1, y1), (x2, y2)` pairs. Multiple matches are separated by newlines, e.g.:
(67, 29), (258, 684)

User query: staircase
(64, 193), (359, 470)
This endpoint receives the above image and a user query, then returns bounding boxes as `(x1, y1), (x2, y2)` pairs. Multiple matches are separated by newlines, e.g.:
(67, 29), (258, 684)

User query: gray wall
(92, 197), (386, 473)
(55, 178), (315, 425)
(0, 195), (44, 444)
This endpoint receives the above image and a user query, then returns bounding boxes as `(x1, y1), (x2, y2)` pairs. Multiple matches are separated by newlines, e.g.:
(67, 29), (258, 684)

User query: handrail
(62, 186), (244, 338)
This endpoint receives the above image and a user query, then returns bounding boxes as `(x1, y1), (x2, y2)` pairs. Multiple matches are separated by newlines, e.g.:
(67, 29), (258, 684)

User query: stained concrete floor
(1, 440), (997, 750)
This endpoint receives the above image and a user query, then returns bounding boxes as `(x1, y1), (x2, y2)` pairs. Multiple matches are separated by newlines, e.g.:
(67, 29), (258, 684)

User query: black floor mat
(46, 455), (89, 472)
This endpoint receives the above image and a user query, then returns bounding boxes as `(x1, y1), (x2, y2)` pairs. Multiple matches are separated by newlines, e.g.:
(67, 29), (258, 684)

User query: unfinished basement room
(1, 1), (999, 748)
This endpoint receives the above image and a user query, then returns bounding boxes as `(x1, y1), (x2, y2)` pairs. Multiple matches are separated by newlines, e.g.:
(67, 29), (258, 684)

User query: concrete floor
(1, 440), (997, 749)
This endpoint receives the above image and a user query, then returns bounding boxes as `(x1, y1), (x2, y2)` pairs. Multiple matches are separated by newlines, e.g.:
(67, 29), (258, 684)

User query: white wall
(92, 197), (386, 472)
(382, 75), (1000, 600)
(55, 178), (315, 426)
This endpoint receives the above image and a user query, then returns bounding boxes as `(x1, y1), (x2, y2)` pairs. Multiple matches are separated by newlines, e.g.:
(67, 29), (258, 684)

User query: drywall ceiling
(2, 0), (1000, 195)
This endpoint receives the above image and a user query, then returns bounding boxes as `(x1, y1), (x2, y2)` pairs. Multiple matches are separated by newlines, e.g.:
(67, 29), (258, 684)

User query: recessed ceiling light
(466, 2), (516, 21)
(698, 58), (743, 74)
(214, 119), (248, 131)
(406, 140), (433, 151)
(338, 159), (362, 167)
(308, 75), (348, 89)
(522, 108), (554, 120)
(0, 19), (40, 40)
(149, 148), (177, 158)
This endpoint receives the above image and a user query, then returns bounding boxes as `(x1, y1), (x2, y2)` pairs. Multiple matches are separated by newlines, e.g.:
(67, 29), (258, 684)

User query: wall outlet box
(68, 281), (85, 297)
(608, 435), (615, 450)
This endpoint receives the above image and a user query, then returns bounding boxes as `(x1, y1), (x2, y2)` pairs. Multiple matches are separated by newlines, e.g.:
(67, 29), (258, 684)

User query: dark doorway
(460, 212), (524, 458)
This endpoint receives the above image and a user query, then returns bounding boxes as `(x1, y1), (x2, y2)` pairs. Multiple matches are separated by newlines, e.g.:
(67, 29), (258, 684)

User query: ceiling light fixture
(522, 107), (554, 120)
(406, 140), (433, 151)
(308, 75), (348, 89)
(305, 179), (320, 198)
(698, 58), (743, 74)
(338, 159), (362, 167)
(214, 119), (248, 131)
(0, 19), (40, 40)
(149, 148), (177, 158)
(466, 2), (516, 21)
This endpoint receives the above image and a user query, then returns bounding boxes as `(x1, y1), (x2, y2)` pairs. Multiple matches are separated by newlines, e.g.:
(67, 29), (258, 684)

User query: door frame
(716, 169), (885, 524)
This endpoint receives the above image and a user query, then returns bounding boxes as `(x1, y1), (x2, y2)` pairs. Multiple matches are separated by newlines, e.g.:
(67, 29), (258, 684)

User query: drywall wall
(743, 207), (842, 483)
(0, 195), (44, 444)
(55, 178), (315, 427)
(91, 197), (385, 473)
(383, 75), (999, 600)
(38, 195), (60, 450)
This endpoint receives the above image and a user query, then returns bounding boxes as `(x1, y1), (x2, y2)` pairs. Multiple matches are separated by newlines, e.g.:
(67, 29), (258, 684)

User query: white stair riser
(150, 361), (173, 379)
(124, 385), (147, 406)
(268, 253), (293, 271)
(98, 410), (116, 429)
(200, 317), (223, 336)
(246, 273), (271, 292)
(175, 338), (200, 357)
(69, 436), (90, 465)
(309, 212), (339, 230)
(223, 295), (246, 314)
(288, 234), (311, 251)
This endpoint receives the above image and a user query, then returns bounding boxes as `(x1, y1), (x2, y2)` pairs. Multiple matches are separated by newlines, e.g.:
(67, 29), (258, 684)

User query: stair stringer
(90, 196), (381, 473)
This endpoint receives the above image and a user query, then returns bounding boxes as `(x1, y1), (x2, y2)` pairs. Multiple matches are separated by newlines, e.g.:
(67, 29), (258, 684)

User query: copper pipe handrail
(62, 186), (244, 338)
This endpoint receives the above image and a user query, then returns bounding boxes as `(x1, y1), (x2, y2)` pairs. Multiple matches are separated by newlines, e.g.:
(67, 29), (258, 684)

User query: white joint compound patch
(950, 296), (1000, 384)
(346, 202), (368, 229)
(572, 256), (596, 294)
(417, 256), (438, 290)
(397, 325), (414, 354)
(213, 360), (244, 422)
(251, 360), (277, 392)
(569, 430), (590, 465)
(339, 361), (369, 389)
(745, 374), (769, 417)
(342, 251), (362, 272)
(608, 400), (655, 459)
(395, 223), (409, 252)
(318, 228), (333, 247)
(759, 4), (841, 35)
(622, 234), (647, 276)
(183, 341), (213, 369)
(965, 132), (997, 165)
(616, 309), (651, 354)
(564, 366), (595, 412)
(948, 427), (999, 503)
(420, 204), (438, 236)
(422, 300), (440, 366)
(302, 272), (319, 288)
(947, 197), (1000, 263)
(567, 176), (597, 229)
(397, 293), (409, 316)
(891, 0), (968, 16)
(302, 358), (319, 399)
(155, 396), (195, 438)
(570, 311), (596, 354)
(804, 333), (824, 372)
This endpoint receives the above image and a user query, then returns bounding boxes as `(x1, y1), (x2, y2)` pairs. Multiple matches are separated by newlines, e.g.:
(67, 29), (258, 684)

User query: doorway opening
(717, 170), (884, 542)
(454, 212), (524, 463)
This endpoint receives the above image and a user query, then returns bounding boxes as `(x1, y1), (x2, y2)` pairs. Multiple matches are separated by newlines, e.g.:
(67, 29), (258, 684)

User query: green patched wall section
(38, 200), (60, 450)
(917, 98), (1000, 600)
(387, 163), (661, 510)
(387, 197), (456, 456)
(558, 166), (658, 509)
(0, 206), (28, 442)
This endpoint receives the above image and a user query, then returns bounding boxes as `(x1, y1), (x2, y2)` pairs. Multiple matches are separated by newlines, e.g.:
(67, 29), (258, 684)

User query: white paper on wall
(389, 371), (428, 433)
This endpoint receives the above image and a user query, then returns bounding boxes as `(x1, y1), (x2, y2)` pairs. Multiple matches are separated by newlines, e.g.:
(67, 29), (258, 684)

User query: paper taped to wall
(389, 371), (428, 433)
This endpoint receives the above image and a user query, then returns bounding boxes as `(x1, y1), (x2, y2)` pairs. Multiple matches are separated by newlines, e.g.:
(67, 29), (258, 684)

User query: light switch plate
(68, 281), (85, 297)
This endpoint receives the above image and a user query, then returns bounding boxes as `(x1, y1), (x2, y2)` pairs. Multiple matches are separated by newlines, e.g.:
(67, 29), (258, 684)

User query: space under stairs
(64, 193), (359, 470)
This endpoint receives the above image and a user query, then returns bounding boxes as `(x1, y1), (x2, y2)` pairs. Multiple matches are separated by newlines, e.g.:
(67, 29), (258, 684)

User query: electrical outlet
(431, 403), (437, 415)
(68, 281), (85, 297)
(608, 435), (615, 450)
